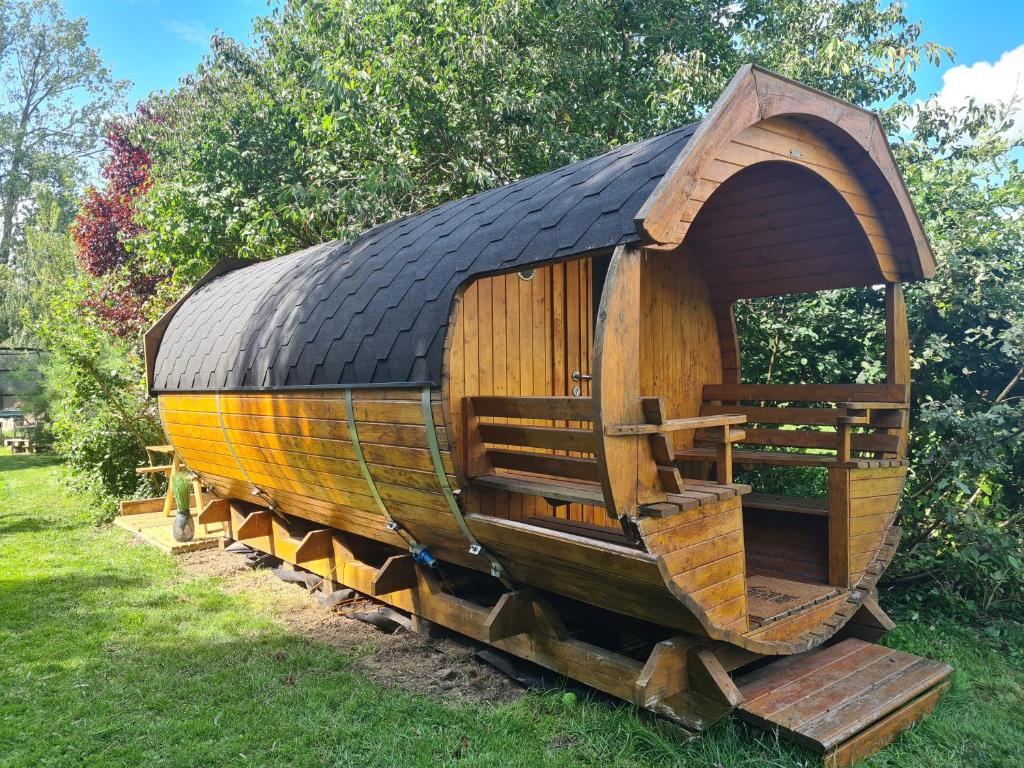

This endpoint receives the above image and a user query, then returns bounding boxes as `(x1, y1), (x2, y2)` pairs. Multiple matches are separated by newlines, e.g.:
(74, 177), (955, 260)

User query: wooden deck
(114, 502), (225, 555)
(737, 638), (953, 765)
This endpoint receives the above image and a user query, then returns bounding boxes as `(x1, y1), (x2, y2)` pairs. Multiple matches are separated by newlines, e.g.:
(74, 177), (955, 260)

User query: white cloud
(162, 18), (213, 47)
(929, 44), (1024, 134)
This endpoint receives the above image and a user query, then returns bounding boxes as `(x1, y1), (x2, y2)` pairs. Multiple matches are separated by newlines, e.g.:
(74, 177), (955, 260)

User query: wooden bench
(674, 383), (909, 470)
(743, 492), (828, 517)
(464, 395), (749, 516)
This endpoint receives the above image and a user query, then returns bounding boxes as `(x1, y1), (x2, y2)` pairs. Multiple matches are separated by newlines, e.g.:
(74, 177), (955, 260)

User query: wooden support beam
(828, 468), (851, 588)
(717, 425), (734, 484)
(688, 646), (743, 709)
(197, 498), (230, 525)
(236, 510), (272, 541)
(294, 529), (333, 564)
(370, 554), (418, 596)
(838, 596), (895, 642)
(635, 636), (699, 708)
(484, 591), (536, 642)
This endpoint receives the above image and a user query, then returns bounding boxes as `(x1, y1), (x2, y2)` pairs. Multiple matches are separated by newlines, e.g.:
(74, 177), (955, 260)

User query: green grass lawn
(1, 451), (1022, 767)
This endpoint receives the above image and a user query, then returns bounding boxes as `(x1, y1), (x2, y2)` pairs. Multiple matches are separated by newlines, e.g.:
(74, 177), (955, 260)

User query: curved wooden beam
(592, 245), (664, 519)
(635, 64), (934, 281)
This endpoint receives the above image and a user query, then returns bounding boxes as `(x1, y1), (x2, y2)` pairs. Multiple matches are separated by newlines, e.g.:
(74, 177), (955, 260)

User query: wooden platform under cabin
(736, 638), (953, 766)
(114, 497), (225, 555)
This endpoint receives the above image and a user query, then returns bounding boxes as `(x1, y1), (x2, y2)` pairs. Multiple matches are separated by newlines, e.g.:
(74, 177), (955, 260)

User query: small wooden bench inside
(463, 395), (750, 520)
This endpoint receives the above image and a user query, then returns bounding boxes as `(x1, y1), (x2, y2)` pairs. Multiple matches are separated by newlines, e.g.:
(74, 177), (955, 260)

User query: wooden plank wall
(447, 258), (611, 527)
(682, 117), (899, 303)
(639, 248), (723, 450)
(828, 466), (907, 585)
(639, 496), (748, 633)
(158, 389), (484, 571)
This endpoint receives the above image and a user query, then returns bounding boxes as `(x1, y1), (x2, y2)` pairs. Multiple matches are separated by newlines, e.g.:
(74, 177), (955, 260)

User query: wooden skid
(736, 638), (953, 765)
(222, 509), (739, 731)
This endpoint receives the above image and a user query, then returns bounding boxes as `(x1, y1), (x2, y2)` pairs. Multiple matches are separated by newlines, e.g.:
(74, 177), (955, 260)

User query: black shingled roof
(152, 123), (699, 391)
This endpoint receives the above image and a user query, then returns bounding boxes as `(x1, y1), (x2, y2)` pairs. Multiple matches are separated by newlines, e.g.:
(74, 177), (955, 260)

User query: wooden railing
(462, 395), (750, 513)
(692, 383), (909, 467)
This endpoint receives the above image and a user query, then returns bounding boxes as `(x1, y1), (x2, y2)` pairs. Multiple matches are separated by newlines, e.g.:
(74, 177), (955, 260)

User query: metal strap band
(215, 391), (255, 490)
(344, 389), (418, 547)
(420, 386), (509, 583)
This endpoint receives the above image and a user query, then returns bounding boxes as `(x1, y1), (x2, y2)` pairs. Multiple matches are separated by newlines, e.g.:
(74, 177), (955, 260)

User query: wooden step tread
(744, 493), (828, 517)
(675, 447), (907, 469)
(737, 638), (953, 762)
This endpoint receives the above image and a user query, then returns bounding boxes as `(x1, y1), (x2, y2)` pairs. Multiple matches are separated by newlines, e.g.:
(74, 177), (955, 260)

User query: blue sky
(68, 0), (1024, 113)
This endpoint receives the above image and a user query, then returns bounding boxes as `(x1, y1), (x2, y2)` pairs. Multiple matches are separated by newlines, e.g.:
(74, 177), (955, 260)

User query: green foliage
(30, 274), (162, 521)
(171, 470), (192, 513)
(891, 99), (1024, 618)
(133, 0), (944, 285)
(0, 190), (77, 345)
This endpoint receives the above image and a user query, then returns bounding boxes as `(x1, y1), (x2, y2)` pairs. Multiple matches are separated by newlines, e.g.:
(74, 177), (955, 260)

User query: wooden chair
(136, 445), (205, 518)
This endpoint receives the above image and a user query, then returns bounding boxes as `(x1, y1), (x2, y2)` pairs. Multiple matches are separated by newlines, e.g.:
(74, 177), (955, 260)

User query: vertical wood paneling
(447, 258), (612, 527)
(639, 248), (723, 450)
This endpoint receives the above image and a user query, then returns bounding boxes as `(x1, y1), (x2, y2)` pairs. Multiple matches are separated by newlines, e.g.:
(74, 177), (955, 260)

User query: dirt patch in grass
(177, 546), (523, 705)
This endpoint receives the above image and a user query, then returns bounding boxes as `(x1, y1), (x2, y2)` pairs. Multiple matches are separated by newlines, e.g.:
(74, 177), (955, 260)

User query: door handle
(571, 370), (592, 382)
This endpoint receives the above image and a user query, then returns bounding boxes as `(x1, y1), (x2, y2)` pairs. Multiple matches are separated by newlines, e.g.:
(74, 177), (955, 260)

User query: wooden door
(449, 257), (609, 524)
(554, 258), (594, 401)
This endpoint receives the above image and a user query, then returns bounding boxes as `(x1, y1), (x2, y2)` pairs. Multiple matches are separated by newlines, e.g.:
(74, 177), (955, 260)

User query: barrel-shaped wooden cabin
(147, 66), (951, 757)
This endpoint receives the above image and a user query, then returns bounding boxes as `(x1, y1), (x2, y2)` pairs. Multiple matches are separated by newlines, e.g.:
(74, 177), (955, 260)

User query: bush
(31, 276), (163, 522)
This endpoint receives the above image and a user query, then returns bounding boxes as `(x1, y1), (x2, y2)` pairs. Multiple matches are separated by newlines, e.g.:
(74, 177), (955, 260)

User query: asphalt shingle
(152, 123), (698, 391)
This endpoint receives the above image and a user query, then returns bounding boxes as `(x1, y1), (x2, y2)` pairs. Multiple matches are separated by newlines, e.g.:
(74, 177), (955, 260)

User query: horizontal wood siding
(847, 467), (906, 581)
(159, 389), (481, 570)
(639, 496), (748, 633)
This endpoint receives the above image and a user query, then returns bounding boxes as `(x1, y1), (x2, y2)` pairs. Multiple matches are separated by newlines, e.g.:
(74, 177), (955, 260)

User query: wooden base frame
(221, 501), (742, 731)
(217, 502), (950, 760)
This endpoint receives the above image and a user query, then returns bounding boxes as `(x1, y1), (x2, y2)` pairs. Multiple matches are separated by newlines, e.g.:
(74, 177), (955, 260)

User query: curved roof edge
(148, 64), (934, 394)
(636, 64), (935, 280)
(148, 124), (698, 392)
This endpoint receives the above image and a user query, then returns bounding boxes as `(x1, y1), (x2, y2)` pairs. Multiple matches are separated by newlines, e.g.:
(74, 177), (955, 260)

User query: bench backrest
(464, 396), (599, 481)
(700, 383), (908, 458)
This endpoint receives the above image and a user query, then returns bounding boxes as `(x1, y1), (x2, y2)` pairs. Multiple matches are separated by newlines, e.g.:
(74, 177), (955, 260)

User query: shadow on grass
(0, 452), (61, 472)
(0, 516), (60, 535)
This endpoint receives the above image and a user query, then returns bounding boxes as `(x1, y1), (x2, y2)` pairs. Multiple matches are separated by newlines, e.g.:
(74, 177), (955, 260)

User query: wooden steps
(736, 638), (952, 765)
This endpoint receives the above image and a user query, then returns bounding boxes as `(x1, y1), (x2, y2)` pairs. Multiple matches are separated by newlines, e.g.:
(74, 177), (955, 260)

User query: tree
(73, 110), (164, 339)
(0, 184), (76, 344)
(133, 0), (944, 284)
(0, 0), (126, 265)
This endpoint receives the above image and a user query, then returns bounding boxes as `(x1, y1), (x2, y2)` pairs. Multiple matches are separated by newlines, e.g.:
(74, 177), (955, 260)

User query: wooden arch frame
(635, 64), (935, 282)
